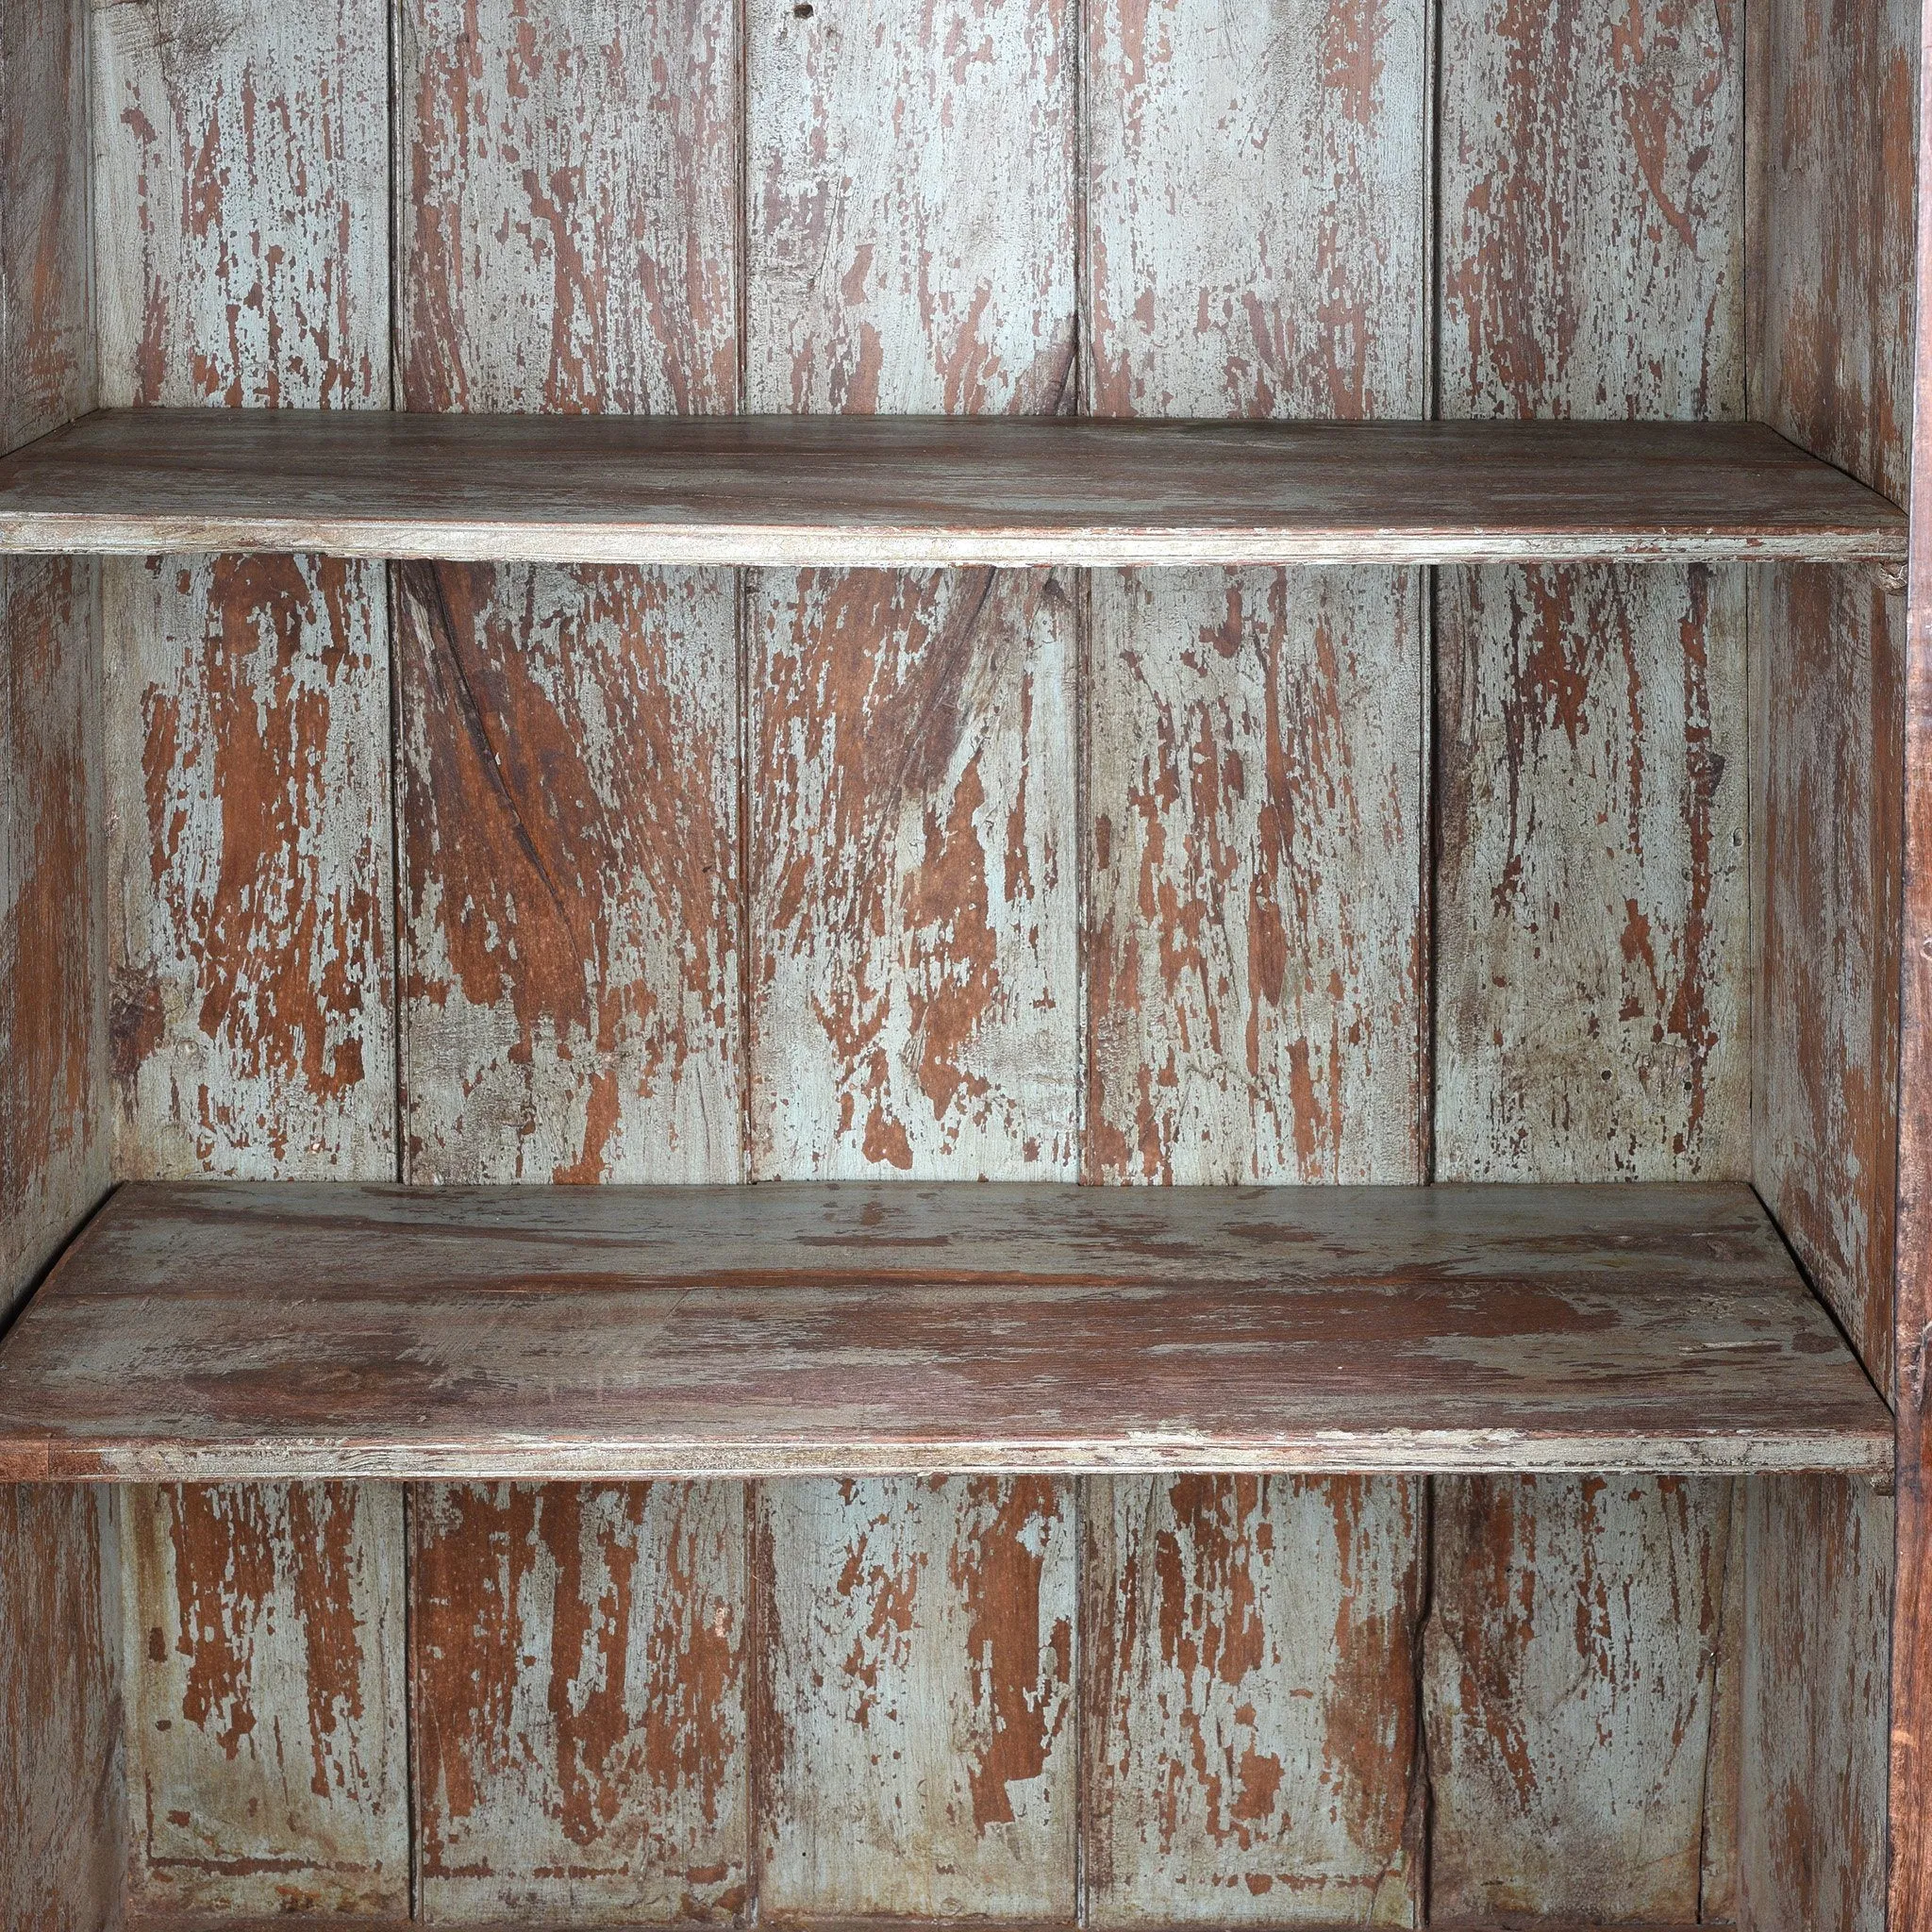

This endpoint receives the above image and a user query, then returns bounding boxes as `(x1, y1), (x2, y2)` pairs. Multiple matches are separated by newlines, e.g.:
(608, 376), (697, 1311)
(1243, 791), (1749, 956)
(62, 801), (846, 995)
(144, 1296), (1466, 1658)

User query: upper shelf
(0, 411), (1905, 567)
(0, 1179), (1891, 1482)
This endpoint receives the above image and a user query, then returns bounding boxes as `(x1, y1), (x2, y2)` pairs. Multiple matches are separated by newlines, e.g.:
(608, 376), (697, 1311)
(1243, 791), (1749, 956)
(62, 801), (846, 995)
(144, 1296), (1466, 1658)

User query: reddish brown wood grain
(1740, 1475), (1890, 1932)
(0, 1486), (123, 1932)
(412, 1483), (747, 1925)
(756, 1476), (1075, 1920)
(122, 1483), (407, 1918)
(1082, 1475), (1421, 1927)
(1426, 1474), (1736, 1924)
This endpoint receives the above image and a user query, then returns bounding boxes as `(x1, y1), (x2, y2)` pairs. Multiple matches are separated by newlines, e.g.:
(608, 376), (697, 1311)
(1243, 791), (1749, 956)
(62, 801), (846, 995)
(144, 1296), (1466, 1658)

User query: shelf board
(0, 410), (1905, 565)
(0, 1180), (1891, 1481)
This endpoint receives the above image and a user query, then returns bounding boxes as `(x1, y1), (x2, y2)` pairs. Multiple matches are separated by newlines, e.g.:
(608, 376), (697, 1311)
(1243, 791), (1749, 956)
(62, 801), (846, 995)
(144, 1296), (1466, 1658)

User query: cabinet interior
(0, 1), (1912, 1930)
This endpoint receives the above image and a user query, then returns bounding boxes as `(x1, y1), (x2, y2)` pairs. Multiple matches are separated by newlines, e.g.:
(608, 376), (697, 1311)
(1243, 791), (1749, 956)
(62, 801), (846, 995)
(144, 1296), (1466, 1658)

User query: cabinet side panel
(0, 1488), (124, 1932)
(121, 1483), (408, 1917)
(1, 0), (104, 1316)
(1748, 0), (1915, 1407)
(91, 6), (404, 1912)
(744, 8), (1080, 1915)
(1740, 1475), (1890, 1932)
(1433, 3), (1747, 1919)
(1888, 9), (1932, 1918)
(1425, 1474), (1736, 1924)
(1749, 0), (1917, 505)
(392, 2), (750, 1919)
(1079, 9), (1428, 1924)
(1752, 565), (1904, 1392)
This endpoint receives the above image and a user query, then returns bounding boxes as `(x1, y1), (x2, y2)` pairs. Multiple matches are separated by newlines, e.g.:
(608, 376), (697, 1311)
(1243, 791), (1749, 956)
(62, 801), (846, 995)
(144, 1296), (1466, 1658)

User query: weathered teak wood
(0, 410), (1906, 565)
(0, 1179), (1891, 1482)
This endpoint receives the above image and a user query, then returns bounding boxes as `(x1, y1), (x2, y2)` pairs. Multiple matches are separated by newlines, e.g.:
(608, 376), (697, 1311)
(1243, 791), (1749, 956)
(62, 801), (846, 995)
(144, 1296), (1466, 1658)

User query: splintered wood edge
(0, 1427), (1894, 1484)
(0, 517), (1906, 564)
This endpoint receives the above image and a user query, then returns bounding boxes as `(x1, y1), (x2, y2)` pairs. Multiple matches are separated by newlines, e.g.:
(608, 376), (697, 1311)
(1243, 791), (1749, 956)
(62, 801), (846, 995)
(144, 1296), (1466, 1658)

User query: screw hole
(792, 3), (813, 15)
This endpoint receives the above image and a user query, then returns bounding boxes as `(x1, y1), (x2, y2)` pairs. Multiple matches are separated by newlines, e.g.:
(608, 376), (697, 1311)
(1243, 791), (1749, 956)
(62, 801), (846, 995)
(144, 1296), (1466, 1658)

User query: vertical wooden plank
(1433, 9), (1748, 1911)
(1740, 1476), (1891, 1932)
(0, 1487), (124, 1932)
(122, 1483), (408, 1917)
(1425, 1474), (1734, 1924)
(1079, 11), (1426, 1926)
(92, 13), (401, 1907)
(1, 0), (103, 1317)
(1888, 9), (1932, 1920)
(1436, 558), (1749, 1181)
(395, 0), (741, 1186)
(395, 6), (749, 1919)
(1082, 1475), (1421, 1929)
(1752, 565), (1904, 1391)
(745, 10), (1078, 1913)
(92, 0), (394, 1176)
(745, 0), (1079, 1182)
(756, 1476), (1075, 1920)
(412, 1484), (747, 1926)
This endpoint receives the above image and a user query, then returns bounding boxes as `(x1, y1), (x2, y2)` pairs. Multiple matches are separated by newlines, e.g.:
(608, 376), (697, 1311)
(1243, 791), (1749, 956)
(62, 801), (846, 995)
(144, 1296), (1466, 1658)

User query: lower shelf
(0, 1179), (1891, 1481)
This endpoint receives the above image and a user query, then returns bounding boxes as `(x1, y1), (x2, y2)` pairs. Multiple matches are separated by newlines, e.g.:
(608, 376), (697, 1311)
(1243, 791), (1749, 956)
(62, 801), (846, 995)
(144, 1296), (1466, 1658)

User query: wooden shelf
(0, 1180), (1891, 1481)
(0, 410), (1905, 566)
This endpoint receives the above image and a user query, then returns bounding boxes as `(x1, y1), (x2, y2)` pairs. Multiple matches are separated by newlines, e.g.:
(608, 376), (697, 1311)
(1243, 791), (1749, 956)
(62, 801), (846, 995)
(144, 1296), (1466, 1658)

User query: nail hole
(792, 3), (813, 15)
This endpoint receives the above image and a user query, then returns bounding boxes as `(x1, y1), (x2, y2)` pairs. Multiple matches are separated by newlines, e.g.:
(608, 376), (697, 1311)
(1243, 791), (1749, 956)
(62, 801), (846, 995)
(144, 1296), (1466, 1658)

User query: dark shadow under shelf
(0, 1179), (1892, 1481)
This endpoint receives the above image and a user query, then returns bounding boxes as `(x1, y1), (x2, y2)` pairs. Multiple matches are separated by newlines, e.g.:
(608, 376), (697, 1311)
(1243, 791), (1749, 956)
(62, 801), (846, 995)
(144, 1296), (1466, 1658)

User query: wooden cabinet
(0, 2), (1920, 1928)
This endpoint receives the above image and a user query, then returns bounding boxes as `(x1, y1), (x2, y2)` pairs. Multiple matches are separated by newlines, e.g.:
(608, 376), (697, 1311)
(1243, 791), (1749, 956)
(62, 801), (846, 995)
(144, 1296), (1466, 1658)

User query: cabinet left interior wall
(0, 0), (121, 1921)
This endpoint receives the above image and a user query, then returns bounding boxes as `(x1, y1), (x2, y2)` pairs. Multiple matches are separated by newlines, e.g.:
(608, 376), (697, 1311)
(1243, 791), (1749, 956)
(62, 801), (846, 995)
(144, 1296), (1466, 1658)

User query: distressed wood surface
(122, 1482), (407, 1917)
(750, 564), (1077, 1178)
(1889, 7), (1932, 1919)
(1082, 1475), (1420, 1927)
(1436, 559), (1749, 1181)
(1740, 1475), (1890, 1932)
(0, 1179), (1891, 1481)
(412, 1483), (746, 1925)
(756, 1476), (1074, 1918)
(0, 411), (1908, 564)
(1752, 566), (1903, 1394)
(0, 1486), (123, 1932)
(1, 0), (103, 1320)
(1086, 567), (1424, 1187)
(1750, 0), (1917, 506)
(92, 0), (393, 1179)
(395, 0), (741, 1189)
(1426, 1474), (1736, 1924)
